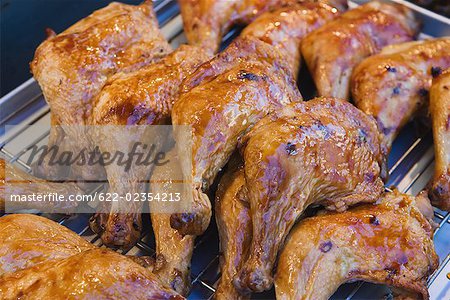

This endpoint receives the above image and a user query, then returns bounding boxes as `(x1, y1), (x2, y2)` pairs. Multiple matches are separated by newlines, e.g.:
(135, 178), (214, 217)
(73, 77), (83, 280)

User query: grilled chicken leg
(275, 191), (439, 300)
(301, 1), (419, 100)
(179, 0), (348, 54)
(0, 248), (184, 300)
(150, 149), (195, 296)
(171, 2), (340, 236)
(215, 155), (251, 300)
(30, 1), (171, 187)
(352, 38), (450, 156)
(0, 214), (94, 275)
(88, 45), (208, 248)
(235, 97), (385, 292)
(0, 158), (81, 213)
(429, 69), (450, 211)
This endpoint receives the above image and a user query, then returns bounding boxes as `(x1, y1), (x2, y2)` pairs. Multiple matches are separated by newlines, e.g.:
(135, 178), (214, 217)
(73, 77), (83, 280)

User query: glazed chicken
(215, 156), (252, 300)
(0, 158), (81, 213)
(30, 0), (171, 185)
(0, 248), (183, 300)
(352, 38), (450, 156)
(149, 149), (195, 296)
(171, 2), (341, 236)
(0, 214), (94, 275)
(235, 97), (386, 292)
(301, 1), (420, 100)
(178, 0), (348, 54)
(88, 45), (209, 248)
(275, 191), (439, 300)
(428, 69), (450, 211)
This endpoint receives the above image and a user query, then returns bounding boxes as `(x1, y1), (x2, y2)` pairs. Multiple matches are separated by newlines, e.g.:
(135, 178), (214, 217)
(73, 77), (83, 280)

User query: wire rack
(0, 0), (449, 299)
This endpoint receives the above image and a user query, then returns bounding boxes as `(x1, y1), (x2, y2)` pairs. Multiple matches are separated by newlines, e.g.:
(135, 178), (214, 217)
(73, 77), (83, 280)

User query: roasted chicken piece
(301, 1), (420, 100)
(0, 248), (184, 300)
(0, 158), (81, 213)
(235, 97), (386, 292)
(30, 0), (171, 186)
(275, 191), (439, 300)
(171, 2), (340, 236)
(215, 155), (251, 300)
(179, 0), (348, 54)
(88, 45), (209, 248)
(0, 214), (94, 275)
(149, 149), (195, 296)
(429, 69), (450, 211)
(352, 38), (450, 156)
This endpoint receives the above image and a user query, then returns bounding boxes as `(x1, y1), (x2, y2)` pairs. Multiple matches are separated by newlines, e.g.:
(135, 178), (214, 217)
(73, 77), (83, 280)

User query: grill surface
(0, 0), (449, 299)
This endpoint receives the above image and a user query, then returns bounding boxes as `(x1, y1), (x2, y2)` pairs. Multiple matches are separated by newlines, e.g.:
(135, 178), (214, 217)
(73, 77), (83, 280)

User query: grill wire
(0, 0), (449, 299)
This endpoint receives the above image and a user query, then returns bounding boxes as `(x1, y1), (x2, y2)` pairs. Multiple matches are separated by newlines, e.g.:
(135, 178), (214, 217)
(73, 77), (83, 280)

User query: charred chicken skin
(215, 155), (251, 300)
(0, 214), (94, 275)
(429, 69), (450, 211)
(352, 38), (450, 156)
(301, 0), (420, 100)
(235, 97), (386, 292)
(275, 191), (439, 300)
(88, 45), (208, 248)
(0, 158), (81, 213)
(171, 2), (340, 236)
(30, 0), (171, 186)
(178, 0), (348, 54)
(0, 248), (184, 300)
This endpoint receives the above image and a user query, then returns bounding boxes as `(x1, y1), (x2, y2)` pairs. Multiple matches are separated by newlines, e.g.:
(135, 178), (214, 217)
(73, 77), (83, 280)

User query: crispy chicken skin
(171, 2), (340, 236)
(88, 45), (209, 248)
(215, 156), (251, 300)
(0, 248), (184, 300)
(149, 150), (195, 296)
(429, 70), (450, 211)
(0, 158), (81, 212)
(275, 191), (439, 300)
(352, 38), (450, 156)
(235, 97), (386, 292)
(30, 0), (171, 185)
(0, 214), (94, 275)
(178, 0), (348, 54)
(301, 1), (420, 100)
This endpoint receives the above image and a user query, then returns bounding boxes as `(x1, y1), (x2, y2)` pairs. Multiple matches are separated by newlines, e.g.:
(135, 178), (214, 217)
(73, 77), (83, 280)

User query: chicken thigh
(171, 2), (340, 236)
(429, 69), (450, 211)
(30, 0), (171, 186)
(88, 45), (208, 248)
(178, 0), (348, 54)
(352, 38), (450, 156)
(275, 191), (438, 300)
(301, 1), (419, 100)
(235, 97), (385, 292)
(0, 248), (183, 300)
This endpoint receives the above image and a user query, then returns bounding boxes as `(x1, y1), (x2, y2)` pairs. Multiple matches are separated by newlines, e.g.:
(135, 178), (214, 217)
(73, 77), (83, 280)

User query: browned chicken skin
(275, 191), (439, 300)
(88, 45), (209, 248)
(149, 149), (195, 296)
(301, 1), (420, 100)
(352, 38), (450, 156)
(429, 69), (450, 211)
(215, 155), (251, 300)
(0, 158), (81, 213)
(0, 248), (184, 300)
(235, 97), (385, 292)
(178, 0), (348, 54)
(30, 1), (171, 186)
(171, 2), (341, 236)
(0, 214), (94, 275)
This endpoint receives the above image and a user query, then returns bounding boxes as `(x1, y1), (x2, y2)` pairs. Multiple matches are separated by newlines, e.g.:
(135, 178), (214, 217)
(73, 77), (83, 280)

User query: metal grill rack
(0, 0), (449, 299)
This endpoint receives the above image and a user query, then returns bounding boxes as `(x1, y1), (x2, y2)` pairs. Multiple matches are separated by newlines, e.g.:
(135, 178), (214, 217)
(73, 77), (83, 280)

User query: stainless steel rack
(0, 0), (449, 299)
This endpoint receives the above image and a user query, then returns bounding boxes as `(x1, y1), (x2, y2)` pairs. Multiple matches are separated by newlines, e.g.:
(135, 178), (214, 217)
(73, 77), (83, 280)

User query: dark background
(0, 0), (142, 97)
